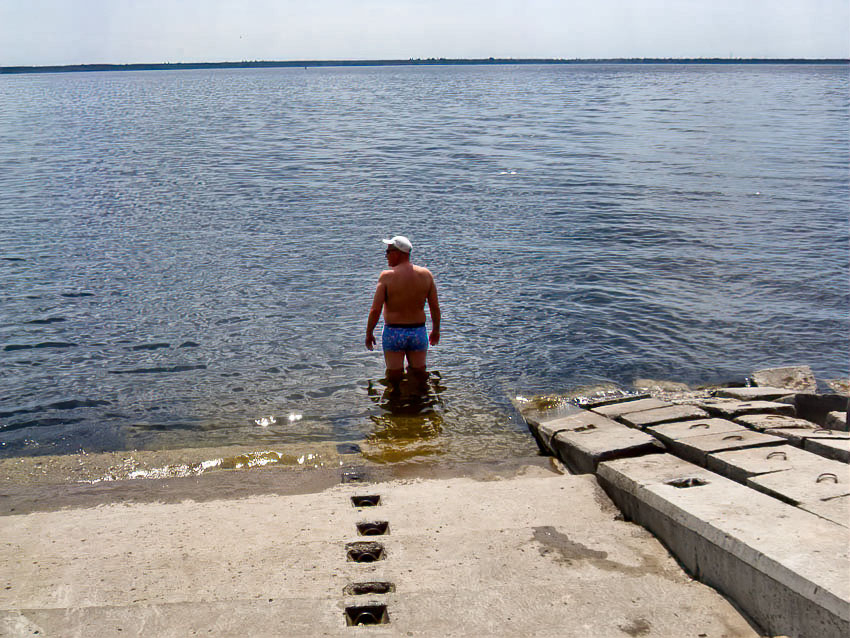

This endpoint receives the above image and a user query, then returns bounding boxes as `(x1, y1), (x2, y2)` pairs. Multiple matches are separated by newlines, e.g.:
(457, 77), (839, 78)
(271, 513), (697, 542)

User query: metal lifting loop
(766, 450), (787, 460)
(723, 435), (744, 440)
(689, 423), (710, 429)
(355, 612), (378, 625)
(816, 473), (838, 484)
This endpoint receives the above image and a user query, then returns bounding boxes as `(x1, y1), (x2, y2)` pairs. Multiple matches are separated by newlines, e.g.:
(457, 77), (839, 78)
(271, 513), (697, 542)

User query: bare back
(379, 263), (434, 324)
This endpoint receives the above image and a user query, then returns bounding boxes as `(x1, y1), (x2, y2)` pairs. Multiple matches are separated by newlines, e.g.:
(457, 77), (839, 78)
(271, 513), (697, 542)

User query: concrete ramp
(0, 466), (759, 637)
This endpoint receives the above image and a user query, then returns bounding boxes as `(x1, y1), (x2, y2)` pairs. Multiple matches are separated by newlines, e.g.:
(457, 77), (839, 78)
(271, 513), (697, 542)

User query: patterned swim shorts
(382, 323), (428, 352)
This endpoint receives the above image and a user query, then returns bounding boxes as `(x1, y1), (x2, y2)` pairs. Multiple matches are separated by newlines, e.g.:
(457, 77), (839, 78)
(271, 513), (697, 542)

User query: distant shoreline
(2, 57), (848, 75)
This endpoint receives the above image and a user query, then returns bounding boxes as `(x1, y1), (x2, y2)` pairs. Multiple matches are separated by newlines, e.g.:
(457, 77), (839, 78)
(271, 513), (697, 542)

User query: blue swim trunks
(382, 323), (428, 352)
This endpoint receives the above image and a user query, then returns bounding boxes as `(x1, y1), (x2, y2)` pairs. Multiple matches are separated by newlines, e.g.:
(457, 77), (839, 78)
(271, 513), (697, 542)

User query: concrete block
(520, 403), (587, 453)
(826, 411), (848, 431)
(591, 397), (670, 418)
(766, 428), (850, 447)
(707, 445), (829, 484)
(799, 494), (850, 528)
(715, 386), (796, 401)
(752, 365), (817, 393)
(597, 454), (850, 638)
(735, 414), (816, 431)
(661, 430), (786, 467)
(521, 402), (586, 430)
(620, 405), (710, 429)
(549, 422), (662, 474)
(747, 462), (850, 505)
(805, 438), (850, 464)
(535, 410), (618, 452)
(695, 398), (796, 419)
(579, 391), (651, 409)
(794, 394), (850, 428)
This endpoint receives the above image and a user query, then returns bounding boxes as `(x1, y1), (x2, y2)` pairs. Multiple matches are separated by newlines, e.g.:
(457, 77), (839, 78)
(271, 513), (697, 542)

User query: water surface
(0, 64), (847, 461)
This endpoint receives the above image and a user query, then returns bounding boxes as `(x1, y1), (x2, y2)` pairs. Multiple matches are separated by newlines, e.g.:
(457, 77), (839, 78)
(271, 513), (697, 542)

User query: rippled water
(1, 64), (848, 461)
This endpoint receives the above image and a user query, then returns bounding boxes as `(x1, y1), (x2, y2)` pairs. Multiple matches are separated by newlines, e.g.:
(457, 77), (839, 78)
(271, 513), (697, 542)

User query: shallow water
(0, 64), (848, 462)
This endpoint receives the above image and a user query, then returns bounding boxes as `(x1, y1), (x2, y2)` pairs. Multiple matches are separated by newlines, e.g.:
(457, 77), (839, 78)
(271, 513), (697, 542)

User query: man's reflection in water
(364, 370), (447, 463)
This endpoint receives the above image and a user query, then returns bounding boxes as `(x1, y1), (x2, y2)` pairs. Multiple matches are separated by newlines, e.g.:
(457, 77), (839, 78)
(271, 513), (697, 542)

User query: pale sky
(1, 0), (848, 66)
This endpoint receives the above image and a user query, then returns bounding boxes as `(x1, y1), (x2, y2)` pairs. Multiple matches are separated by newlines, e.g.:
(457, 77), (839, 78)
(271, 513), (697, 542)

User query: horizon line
(3, 57), (849, 74)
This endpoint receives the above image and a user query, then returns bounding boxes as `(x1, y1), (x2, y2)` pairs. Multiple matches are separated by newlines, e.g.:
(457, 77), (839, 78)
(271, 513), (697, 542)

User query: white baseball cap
(382, 235), (412, 253)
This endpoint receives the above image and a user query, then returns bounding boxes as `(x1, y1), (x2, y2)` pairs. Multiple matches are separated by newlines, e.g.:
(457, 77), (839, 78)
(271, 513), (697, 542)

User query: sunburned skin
(365, 241), (441, 383)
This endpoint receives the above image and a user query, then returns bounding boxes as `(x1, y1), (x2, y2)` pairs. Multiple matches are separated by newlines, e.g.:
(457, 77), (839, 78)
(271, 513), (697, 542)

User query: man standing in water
(365, 235), (440, 384)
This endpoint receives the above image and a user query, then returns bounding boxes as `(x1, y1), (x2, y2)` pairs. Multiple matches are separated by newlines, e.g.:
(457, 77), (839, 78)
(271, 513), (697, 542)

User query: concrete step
(805, 437), (850, 463)
(692, 398), (796, 419)
(597, 454), (850, 638)
(707, 444), (832, 484)
(619, 405), (710, 429)
(715, 386), (796, 401)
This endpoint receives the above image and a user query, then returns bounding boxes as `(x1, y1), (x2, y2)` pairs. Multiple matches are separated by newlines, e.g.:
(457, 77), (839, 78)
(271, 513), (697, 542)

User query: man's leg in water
(384, 350), (406, 385)
(406, 349), (428, 386)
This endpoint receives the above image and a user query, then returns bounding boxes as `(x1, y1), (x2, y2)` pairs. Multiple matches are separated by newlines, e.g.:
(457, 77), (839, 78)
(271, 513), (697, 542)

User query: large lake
(1, 64), (848, 463)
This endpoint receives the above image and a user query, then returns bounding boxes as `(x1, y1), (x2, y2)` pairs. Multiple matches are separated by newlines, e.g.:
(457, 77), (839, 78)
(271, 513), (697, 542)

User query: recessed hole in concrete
(345, 604), (389, 626)
(351, 495), (381, 507)
(343, 581), (395, 596)
(341, 470), (365, 483)
(572, 423), (597, 432)
(357, 521), (389, 536)
(665, 477), (709, 488)
(347, 541), (386, 562)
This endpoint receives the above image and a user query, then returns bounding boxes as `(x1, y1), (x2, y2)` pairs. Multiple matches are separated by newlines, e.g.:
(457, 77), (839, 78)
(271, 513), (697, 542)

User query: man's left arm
(427, 277), (440, 346)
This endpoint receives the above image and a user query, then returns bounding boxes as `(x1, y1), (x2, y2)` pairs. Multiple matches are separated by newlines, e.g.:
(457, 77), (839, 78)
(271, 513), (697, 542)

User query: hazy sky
(1, 0), (848, 66)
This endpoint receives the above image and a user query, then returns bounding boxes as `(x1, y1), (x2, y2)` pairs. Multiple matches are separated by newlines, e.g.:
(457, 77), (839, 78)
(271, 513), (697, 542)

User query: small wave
(61, 292), (95, 298)
(1, 257), (26, 262)
(178, 341), (200, 348)
(3, 342), (77, 352)
(0, 398), (111, 419)
(108, 364), (207, 374)
(26, 317), (66, 324)
(0, 417), (84, 432)
(130, 343), (171, 351)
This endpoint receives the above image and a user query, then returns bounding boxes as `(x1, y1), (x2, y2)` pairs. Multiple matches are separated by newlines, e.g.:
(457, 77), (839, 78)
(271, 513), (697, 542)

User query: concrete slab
(590, 397), (670, 418)
(647, 417), (743, 441)
(535, 410), (619, 452)
(597, 454), (850, 638)
(752, 365), (817, 393)
(659, 430), (786, 467)
(799, 494), (850, 528)
(715, 386), (796, 401)
(520, 402), (588, 453)
(826, 410), (848, 431)
(805, 438), (850, 463)
(619, 405), (710, 429)
(548, 422), (662, 474)
(734, 413), (816, 431)
(748, 462), (850, 505)
(0, 468), (760, 638)
(707, 445), (831, 484)
(765, 427), (850, 447)
(694, 398), (796, 419)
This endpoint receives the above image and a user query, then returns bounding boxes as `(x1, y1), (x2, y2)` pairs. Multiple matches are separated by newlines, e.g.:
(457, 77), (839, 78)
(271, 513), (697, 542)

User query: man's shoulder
(412, 264), (433, 277)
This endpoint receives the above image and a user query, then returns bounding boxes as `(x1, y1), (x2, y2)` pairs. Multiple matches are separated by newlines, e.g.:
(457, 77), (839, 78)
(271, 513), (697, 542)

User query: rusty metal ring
(766, 451), (787, 460)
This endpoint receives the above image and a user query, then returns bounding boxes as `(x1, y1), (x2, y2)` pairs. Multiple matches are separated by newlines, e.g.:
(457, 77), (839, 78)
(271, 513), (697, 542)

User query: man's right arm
(365, 278), (387, 350)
